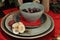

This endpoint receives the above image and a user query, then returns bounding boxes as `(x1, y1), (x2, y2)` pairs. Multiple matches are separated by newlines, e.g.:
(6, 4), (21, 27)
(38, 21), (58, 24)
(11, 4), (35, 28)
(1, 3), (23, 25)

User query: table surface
(0, 8), (60, 40)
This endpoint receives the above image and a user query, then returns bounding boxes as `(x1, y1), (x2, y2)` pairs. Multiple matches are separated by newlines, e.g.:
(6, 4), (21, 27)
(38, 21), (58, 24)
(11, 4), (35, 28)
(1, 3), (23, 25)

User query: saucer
(5, 13), (47, 30)
(1, 12), (54, 39)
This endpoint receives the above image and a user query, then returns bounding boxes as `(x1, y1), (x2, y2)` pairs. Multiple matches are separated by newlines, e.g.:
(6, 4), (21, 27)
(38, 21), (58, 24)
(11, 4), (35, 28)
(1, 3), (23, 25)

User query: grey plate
(1, 12), (54, 39)
(4, 12), (51, 36)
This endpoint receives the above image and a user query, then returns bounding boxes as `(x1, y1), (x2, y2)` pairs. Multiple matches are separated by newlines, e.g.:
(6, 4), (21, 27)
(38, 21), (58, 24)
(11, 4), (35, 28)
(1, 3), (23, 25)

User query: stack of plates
(1, 11), (54, 39)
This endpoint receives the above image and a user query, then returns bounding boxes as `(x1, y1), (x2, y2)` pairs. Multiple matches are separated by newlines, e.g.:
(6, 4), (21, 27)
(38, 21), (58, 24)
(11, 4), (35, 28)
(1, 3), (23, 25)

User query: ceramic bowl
(20, 2), (44, 22)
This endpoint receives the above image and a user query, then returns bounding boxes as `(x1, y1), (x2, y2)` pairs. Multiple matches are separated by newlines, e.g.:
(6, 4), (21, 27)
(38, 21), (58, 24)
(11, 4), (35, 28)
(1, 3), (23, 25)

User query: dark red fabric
(0, 8), (60, 40)
(3, 8), (18, 15)
(48, 11), (60, 37)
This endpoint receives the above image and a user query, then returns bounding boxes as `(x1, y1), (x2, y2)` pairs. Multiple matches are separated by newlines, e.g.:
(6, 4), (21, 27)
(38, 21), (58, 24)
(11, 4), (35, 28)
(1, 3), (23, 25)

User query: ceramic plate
(1, 12), (54, 39)
(4, 11), (51, 36)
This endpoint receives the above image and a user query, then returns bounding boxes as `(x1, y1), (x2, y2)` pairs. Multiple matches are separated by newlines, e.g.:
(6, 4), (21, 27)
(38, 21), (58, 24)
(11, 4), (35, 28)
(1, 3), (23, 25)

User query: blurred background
(0, 0), (60, 18)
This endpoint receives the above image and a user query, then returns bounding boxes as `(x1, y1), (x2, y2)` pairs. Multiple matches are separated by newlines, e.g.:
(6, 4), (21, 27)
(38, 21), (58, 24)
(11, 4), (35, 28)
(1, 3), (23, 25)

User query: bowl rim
(20, 2), (44, 14)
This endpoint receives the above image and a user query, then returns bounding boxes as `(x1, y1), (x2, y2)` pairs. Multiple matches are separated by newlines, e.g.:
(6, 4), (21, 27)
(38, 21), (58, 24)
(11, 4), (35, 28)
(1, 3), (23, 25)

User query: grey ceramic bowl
(20, 2), (44, 22)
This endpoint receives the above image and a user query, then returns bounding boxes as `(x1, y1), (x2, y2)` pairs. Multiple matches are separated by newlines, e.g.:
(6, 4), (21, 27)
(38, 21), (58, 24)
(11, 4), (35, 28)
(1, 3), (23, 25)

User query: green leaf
(0, 0), (2, 2)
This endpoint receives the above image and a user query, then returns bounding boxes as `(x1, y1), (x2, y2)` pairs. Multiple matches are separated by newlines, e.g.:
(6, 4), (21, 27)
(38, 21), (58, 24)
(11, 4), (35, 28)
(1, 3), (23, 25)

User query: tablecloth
(0, 8), (60, 40)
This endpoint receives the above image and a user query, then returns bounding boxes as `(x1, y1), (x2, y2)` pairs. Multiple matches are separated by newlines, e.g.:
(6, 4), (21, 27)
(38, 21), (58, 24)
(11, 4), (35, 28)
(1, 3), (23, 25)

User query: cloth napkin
(48, 11), (60, 37)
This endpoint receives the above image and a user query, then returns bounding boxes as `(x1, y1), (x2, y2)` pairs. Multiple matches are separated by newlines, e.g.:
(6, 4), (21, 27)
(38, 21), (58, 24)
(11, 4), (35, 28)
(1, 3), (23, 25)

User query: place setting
(1, 2), (54, 39)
